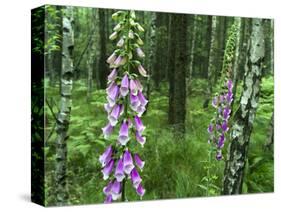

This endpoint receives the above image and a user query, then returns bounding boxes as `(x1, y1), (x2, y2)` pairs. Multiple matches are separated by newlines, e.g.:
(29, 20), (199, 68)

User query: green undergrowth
(44, 76), (273, 205)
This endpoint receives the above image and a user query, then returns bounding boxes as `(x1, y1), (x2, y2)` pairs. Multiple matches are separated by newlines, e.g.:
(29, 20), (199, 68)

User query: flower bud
(113, 23), (122, 31)
(136, 23), (144, 32)
(109, 31), (118, 40)
(128, 30), (134, 39)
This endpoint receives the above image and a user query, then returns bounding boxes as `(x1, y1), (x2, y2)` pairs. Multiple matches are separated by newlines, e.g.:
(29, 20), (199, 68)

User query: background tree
(232, 17), (242, 97)
(55, 6), (74, 205)
(168, 14), (188, 134)
(222, 19), (265, 195)
(98, 9), (107, 89)
(187, 15), (198, 93)
(145, 12), (156, 108)
(86, 9), (97, 101)
(152, 12), (169, 90)
(204, 16), (217, 108)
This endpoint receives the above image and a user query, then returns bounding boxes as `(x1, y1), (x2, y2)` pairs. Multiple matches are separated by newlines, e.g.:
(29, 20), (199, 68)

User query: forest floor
(44, 76), (274, 206)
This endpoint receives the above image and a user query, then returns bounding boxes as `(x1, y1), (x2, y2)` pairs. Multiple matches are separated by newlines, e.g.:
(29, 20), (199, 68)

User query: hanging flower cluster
(99, 10), (148, 203)
(207, 79), (233, 160)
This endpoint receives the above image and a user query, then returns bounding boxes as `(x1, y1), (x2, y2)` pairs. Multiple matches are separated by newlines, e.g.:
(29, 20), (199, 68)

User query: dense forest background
(32, 5), (274, 206)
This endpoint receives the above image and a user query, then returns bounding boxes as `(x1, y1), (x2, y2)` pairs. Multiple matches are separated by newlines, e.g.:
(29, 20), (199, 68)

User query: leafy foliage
(44, 75), (273, 205)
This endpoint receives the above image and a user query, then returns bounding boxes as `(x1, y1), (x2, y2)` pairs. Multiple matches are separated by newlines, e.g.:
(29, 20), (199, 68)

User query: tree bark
(55, 6), (74, 205)
(238, 18), (251, 81)
(216, 16), (227, 82)
(87, 49), (93, 101)
(87, 10), (96, 102)
(168, 15), (176, 125)
(269, 19), (274, 74)
(168, 14), (187, 134)
(203, 16), (217, 108)
(153, 13), (165, 90)
(232, 17), (242, 98)
(98, 9), (107, 89)
(145, 12), (156, 111)
(187, 15), (197, 93)
(222, 18), (265, 195)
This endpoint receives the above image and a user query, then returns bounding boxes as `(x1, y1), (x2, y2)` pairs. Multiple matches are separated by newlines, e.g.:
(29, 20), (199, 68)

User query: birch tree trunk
(204, 16), (217, 108)
(222, 18), (265, 195)
(55, 6), (74, 205)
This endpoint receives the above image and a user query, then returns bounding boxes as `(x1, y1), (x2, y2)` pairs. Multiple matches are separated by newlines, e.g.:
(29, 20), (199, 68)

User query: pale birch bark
(55, 6), (74, 205)
(222, 19), (265, 195)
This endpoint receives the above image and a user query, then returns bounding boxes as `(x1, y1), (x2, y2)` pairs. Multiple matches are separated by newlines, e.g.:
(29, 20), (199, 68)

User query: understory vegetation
(44, 76), (273, 205)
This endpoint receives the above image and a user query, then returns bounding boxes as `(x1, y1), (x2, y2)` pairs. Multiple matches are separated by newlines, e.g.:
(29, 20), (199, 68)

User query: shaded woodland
(31, 5), (274, 206)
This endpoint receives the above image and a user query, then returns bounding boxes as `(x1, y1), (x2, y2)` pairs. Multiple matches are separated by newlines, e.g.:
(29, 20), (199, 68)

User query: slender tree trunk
(98, 9), (107, 89)
(55, 6), (74, 205)
(145, 12), (156, 111)
(238, 18), (251, 81)
(44, 8), (50, 83)
(168, 14), (188, 134)
(203, 16), (217, 108)
(216, 16), (226, 82)
(153, 13), (164, 90)
(87, 10), (95, 101)
(269, 19), (274, 74)
(222, 19), (265, 195)
(187, 15), (197, 93)
(168, 15), (176, 125)
(232, 17), (242, 98)
(87, 50), (93, 101)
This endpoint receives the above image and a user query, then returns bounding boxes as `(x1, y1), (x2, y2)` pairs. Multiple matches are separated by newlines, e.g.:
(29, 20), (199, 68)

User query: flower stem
(206, 148), (212, 196)
(121, 10), (132, 202)
(121, 179), (126, 201)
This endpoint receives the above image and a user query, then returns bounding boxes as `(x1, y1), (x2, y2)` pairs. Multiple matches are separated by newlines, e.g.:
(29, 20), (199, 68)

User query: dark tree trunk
(153, 13), (166, 90)
(204, 16), (213, 78)
(98, 9), (107, 89)
(264, 19), (274, 75)
(238, 18), (252, 81)
(144, 12), (156, 112)
(203, 16), (217, 108)
(216, 16), (227, 82)
(222, 19), (265, 195)
(87, 10), (96, 101)
(55, 6), (74, 205)
(168, 15), (176, 125)
(232, 17), (242, 99)
(51, 6), (63, 86)
(187, 15), (197, 93)
(168, 14), (188, 134)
